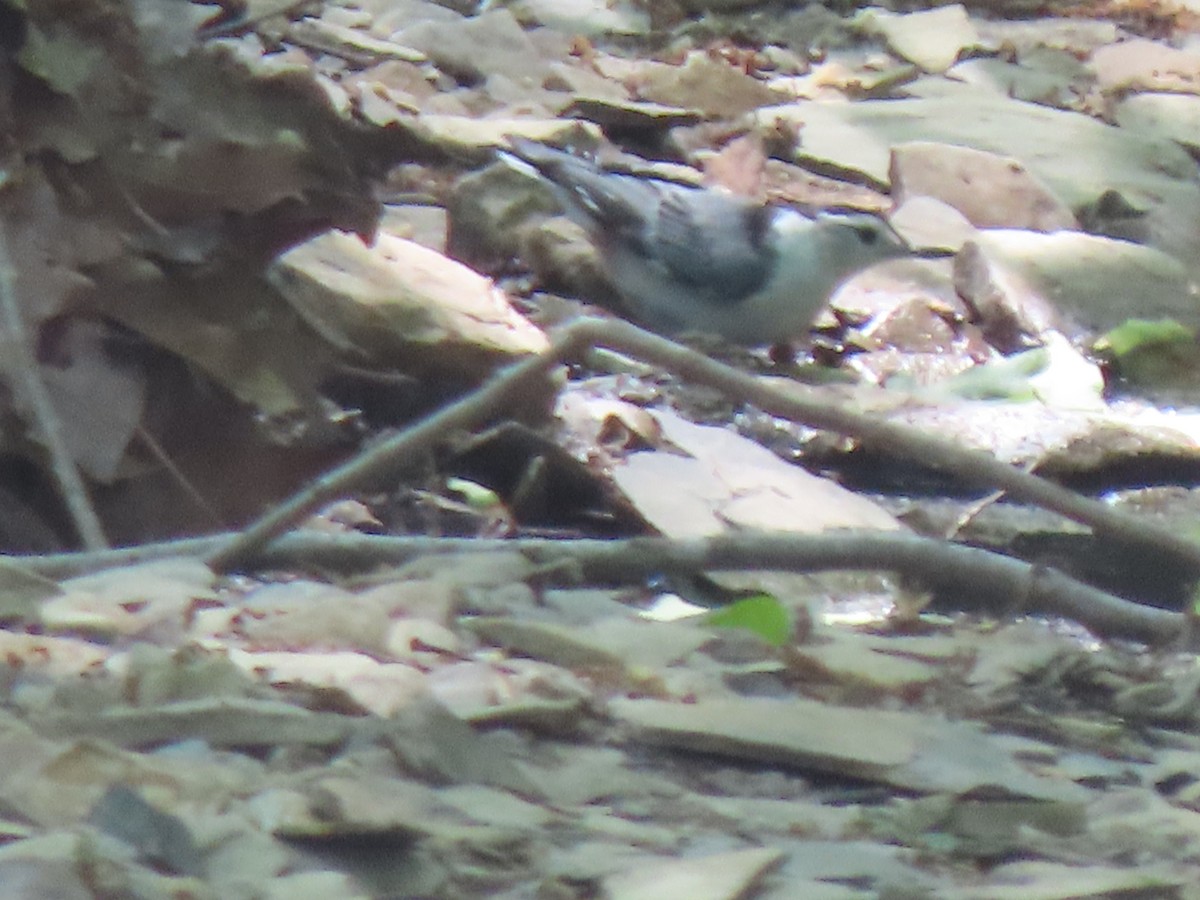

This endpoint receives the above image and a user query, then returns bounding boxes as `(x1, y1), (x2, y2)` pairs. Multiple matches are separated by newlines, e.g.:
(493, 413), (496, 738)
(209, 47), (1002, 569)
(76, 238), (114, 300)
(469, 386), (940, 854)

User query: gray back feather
(505, 139), (777, 304)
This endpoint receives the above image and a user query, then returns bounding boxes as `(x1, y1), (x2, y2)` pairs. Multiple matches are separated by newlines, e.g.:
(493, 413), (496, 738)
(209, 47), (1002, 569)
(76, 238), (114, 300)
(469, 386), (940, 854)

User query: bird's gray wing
(505, 139), (776, 303)
(646, 187), (775, 303)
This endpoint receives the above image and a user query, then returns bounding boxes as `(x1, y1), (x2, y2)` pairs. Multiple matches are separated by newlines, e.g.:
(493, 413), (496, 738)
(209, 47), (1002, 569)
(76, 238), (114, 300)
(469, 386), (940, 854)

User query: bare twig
(573, 318), (1200, 573)
(195, 0), (312, 39)
(17, 531), (1186, 645)
(209, 316), (1200, 578)
(204, 327), (587, 571)
(0, 225), (107, 550)
(25, 534), (230, 576)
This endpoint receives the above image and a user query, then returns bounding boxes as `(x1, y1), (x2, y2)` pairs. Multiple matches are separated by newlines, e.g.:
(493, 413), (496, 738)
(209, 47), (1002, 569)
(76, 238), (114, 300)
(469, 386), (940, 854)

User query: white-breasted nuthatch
(501, 138), (910, 345)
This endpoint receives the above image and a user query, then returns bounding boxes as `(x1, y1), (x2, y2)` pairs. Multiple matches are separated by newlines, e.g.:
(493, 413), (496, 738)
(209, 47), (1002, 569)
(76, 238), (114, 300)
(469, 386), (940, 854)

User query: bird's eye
(855, 225), (880, 245)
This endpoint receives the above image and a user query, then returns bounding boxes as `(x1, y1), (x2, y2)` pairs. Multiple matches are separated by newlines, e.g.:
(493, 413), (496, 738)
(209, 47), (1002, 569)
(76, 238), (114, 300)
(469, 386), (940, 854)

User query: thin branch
(15, 531), (1184, 645)
(25, 533), (229, 576)
(309, 531), (1186, 646)
(204, 327), (588, 571)
(210, 315), (1200, 578)
(572, 317), (1200, 574)
(0, 225), (107, 550)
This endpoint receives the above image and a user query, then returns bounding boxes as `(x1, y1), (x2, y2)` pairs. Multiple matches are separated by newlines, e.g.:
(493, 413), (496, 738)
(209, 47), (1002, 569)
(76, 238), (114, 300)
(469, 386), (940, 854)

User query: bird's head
(777, 210), (909, 276)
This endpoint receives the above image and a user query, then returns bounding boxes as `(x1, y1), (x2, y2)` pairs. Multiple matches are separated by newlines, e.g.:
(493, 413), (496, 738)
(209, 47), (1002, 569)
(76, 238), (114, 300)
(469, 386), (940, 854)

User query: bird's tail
(498, 137), (654, 236)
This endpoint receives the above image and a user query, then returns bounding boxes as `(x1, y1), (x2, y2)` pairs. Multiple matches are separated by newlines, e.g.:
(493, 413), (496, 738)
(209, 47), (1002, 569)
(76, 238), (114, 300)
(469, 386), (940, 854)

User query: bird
(500, 138), (909, 345)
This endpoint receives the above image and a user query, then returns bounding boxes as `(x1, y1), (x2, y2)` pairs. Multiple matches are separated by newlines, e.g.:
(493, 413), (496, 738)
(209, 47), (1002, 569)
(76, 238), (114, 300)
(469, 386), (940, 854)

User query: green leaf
(1097, 318), (1200, 390)
(926, 347), (1048, 401)
(1098, 318), (1194, 359)
(703, 595), (791, 646)
(445, 477), (501, 509)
